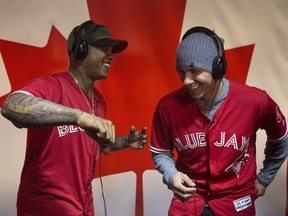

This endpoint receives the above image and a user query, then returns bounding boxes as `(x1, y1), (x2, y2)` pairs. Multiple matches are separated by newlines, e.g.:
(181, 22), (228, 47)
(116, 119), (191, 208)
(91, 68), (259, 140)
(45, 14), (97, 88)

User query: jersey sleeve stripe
(149, 145), (171, 154)
(10, 90), (34, 97)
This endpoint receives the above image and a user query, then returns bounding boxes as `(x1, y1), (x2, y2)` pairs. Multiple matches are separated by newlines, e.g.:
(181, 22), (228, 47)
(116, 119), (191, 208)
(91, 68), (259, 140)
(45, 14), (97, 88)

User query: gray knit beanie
(176, 32), (223, 73)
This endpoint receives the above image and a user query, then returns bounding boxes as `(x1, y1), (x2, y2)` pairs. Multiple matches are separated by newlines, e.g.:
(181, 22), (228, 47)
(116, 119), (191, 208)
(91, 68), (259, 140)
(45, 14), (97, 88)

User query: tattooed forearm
(109, 136), (129, 152)
(1, 93), (83, 128)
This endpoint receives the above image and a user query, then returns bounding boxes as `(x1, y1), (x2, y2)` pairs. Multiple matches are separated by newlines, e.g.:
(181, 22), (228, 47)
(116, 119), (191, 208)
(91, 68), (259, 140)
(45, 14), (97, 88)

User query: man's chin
(99, 72), (108, 79)
(189, 92), (200, 99)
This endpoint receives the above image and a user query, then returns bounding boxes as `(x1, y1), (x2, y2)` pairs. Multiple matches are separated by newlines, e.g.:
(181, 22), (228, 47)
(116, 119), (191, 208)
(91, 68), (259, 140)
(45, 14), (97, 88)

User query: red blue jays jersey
(15, 72), (106, 216)
(150, 79), (287, 215)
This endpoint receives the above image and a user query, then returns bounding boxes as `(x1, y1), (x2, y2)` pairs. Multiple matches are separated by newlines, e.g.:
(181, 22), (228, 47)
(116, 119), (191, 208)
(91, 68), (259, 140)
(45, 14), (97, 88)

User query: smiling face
(82, 45), (115, 80)
(177, 66), (220, 103)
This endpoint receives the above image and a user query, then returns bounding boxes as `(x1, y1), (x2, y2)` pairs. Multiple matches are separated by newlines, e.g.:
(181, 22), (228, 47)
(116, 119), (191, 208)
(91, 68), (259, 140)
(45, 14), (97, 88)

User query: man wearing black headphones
(150, 27), (288, 215)
(1, 20), (147, 216)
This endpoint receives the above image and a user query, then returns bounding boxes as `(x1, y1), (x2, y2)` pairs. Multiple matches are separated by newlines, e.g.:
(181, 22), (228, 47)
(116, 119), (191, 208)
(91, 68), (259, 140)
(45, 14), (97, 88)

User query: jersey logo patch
(225, 139), (250, 177)
(233, 195), (252, 212)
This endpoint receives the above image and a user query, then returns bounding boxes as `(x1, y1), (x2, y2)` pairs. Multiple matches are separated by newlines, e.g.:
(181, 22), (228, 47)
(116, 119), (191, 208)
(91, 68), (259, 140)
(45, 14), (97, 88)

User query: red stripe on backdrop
(87, 1), (187, 215)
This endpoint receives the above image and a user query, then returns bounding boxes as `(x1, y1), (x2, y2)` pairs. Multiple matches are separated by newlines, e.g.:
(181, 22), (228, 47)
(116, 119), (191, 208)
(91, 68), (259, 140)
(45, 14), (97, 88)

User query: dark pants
(200, 205), (215, 216)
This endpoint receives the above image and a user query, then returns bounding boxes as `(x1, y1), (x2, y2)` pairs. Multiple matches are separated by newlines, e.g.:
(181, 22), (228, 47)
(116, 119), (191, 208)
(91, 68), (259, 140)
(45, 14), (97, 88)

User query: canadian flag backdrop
(0, 0), (287, 216)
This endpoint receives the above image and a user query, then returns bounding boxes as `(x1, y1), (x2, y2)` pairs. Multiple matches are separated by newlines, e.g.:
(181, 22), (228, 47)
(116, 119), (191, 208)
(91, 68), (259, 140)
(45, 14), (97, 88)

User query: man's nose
(183, 74), (195, 85)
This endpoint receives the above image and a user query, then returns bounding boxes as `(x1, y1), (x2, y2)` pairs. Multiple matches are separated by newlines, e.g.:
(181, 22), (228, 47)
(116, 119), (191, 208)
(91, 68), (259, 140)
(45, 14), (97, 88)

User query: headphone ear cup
(72, 39), (88, 60)
(212, 56), (227, 80)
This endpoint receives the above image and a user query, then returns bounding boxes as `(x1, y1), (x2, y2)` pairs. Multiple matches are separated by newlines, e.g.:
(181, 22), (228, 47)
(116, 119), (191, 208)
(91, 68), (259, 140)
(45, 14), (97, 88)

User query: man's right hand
(77, 112), (115, 147)
(171, 172), (197, 202)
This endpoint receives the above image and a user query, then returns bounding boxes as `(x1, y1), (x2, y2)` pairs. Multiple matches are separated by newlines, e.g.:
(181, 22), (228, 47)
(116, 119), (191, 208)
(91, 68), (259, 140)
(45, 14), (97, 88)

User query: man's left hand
(127, 126), (148, 150)
(255, 179), (267, 198)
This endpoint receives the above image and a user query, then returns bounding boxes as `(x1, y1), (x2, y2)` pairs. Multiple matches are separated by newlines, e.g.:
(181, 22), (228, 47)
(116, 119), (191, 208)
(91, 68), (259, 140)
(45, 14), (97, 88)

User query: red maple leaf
(225, 44), (255, 83)
(0, 26), (69, 105)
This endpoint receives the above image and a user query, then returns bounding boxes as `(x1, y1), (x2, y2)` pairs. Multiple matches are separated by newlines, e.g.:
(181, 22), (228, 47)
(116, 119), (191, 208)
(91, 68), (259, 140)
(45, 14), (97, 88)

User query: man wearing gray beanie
(150, 26), (288, 216)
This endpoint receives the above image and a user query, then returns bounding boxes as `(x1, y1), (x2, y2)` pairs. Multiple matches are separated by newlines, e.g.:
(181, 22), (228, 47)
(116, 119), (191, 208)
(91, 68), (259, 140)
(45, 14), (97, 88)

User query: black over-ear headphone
(72, 20), (95, 60)
(181, 26), (227, 80)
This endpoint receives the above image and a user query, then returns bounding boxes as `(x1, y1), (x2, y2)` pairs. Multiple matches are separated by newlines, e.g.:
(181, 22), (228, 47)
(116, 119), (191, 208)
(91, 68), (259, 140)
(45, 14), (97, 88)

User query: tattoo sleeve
(1, 93), (83, 128)
(109, 136), (128, 152)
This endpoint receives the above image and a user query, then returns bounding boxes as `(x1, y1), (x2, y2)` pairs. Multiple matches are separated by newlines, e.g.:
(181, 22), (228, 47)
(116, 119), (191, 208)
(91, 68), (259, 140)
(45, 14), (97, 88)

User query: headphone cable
(74, 63), (108, 216)
(99, 153), (108, 216)
(193, 79), (222, 216)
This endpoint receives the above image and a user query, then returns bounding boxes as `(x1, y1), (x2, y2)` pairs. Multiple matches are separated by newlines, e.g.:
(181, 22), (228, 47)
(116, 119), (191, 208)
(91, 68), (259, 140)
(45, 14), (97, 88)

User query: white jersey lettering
(239, 136), (250, 151)
(175, 132), (250, 152)
(57, 125), (84, 137)
(214, 133), (250, 151)
(214, 132), (225, 147)
(224, 134), (238, 150)
(174, 132), (207, 151)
